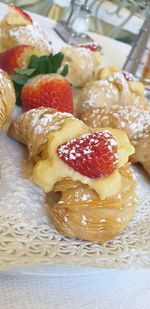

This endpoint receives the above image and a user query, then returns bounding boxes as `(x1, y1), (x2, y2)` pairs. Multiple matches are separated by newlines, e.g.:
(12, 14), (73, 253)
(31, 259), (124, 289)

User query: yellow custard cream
(32, 118), (135, 200)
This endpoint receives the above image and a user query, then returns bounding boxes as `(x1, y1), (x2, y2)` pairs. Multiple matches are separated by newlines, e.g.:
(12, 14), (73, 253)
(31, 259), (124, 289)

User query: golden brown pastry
(0, 69), (16, 127)
(62, 46), (100, 88)
(0, 4), (52, 54)
(142, 53), (150, 81)
(8, 107), (136, 243)
(52, 166), (136, 243)
(80, 67), (150, 176)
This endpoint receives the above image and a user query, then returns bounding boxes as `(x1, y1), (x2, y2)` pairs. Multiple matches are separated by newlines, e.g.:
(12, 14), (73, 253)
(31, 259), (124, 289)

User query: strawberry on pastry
(57, 131), (118, 178)
(78, 42), (101, 52)
(5, 3), (32, 25)
(21, 74), (73, 113)
(0, 45), (42, 74)
(0, 4), (51, 54)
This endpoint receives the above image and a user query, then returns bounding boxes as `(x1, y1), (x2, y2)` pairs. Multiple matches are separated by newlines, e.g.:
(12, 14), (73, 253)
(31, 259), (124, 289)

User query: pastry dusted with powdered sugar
(80, 67), (150, 177)
(8, 107), (136, 243)
(0, 69), (16, 127)
(0, 4), (52, 54)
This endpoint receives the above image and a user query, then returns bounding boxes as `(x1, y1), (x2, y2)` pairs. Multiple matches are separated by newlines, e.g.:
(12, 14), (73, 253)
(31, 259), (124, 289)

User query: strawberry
(0, 45), (42, 74)
(21, 74), (73, 113)
(7, 4), (32, 25)
(78, 42), (101, 52)
(57, 131), (118, 178)
(10, 51), (71, 112)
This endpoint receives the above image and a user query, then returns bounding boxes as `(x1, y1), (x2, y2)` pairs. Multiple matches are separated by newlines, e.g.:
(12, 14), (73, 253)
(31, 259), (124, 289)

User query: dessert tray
(0, 3), (150, 274)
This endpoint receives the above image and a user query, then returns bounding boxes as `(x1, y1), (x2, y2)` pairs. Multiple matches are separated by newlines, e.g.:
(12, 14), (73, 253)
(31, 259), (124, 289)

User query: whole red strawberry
(0, 45), (42, 74)
(10, 51), (72, 112)
(21, 74), (73, 113)
(57, 131), (118, 178)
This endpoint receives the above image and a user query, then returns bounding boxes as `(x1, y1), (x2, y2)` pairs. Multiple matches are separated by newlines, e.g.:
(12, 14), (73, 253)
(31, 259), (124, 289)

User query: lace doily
(0, 126), (150, 271)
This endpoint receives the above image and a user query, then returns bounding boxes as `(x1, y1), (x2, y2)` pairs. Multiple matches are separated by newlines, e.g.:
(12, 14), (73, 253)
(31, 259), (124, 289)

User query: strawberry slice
(7, 4), (32, 25)
(0, 45), (42, 74)
(21, 74), (73, 113)
(78, 42), (101, 52)
(57, 131), (118, 178)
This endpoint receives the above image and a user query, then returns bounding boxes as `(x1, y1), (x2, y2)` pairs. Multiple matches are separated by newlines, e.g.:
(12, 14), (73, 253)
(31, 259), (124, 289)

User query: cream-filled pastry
(0, 69), (16, 127)
(8, 107), (136, 243)
(80, 66), (150, 177)
(0, 4), (51, 54)
(62, 46), (100, 88)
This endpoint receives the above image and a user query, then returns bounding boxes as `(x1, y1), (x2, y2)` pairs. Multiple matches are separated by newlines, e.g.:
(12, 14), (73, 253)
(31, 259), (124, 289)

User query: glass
(71, 4), (92, 35)
(64, 0), (82, 27)
(54, 1), (94, 45)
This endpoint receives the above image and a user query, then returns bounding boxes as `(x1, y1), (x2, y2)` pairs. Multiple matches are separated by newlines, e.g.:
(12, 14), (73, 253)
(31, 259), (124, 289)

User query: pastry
(0, 4), (51, 54)
(8, 107), (136, 243)
(80, 67), (147, 111)
(80, 67), (150, 176)
(62, 46), (100, 88)
(142, 52), (150, 81)
(0, 69), (16, 128)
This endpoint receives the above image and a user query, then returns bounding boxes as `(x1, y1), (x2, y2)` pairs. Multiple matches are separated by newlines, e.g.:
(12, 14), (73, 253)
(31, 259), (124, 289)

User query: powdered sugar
(28, 108), (72, 133)
(82, 103), (150, 143)
(62, 46), (100, 88)
(107, 71), (129, 89)
(0, 15), (52, 54)
(79, 70), (146, 115)
(0, 69), (16, 127)
(10, 108), (74, 159)
(57, 131), (118, 178)
(80, 80), (119, 111)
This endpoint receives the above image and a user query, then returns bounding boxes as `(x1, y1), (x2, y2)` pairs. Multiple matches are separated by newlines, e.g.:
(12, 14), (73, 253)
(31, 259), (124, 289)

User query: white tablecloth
(0, 270), (150, 309)
(0, 3), (149, 309)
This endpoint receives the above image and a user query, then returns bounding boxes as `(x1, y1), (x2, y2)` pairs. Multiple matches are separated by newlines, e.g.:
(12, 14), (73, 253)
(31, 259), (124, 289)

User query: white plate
(0, 3), (150, 276)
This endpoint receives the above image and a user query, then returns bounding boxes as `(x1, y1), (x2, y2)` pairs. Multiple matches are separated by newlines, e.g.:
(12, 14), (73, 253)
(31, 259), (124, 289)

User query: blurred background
(0, 0), (150, 44)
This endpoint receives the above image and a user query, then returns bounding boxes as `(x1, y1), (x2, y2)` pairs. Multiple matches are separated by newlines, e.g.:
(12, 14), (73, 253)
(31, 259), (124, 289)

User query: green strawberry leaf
(28, 55), (40, 70)
(14, 68), (36, 76)
(10, 75), (29, 85)
(12, 83), (23, 106)
(12, 52), (68, 81)
(10, 75), (29, 106)
(50, 52), (64, 72)
(35, 55), (52, 75)
(59, 64), (69, 77)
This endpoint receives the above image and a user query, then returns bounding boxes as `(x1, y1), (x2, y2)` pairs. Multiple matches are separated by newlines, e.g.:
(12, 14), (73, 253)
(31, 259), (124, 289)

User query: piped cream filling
(32, 118), (135, 200)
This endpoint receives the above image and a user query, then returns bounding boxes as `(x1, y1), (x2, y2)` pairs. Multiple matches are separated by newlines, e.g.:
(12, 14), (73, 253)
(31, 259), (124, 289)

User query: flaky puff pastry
(8, 107), (136, 243)
(52, 166), (136, 243)
(0, 5), (51, 54)
(62, 46), (101, 88)
(80, 68), (150, 176)
(0, 69), (16, 127)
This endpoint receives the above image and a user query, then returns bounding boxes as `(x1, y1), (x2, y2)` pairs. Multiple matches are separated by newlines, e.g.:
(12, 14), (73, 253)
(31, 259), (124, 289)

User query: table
(0, 270), (150, 309)
(0, 3), (150, 309)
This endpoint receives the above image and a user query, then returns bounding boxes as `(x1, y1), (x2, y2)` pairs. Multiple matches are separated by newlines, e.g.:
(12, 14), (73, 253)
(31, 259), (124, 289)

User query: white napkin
(0, 270), (150, 309)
